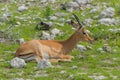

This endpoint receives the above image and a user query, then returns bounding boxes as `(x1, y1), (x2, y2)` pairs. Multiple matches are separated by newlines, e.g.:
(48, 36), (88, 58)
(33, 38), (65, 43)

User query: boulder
(37, 59), (53, 69)
(10, 57), (26, 68)
(99, 7), (115, 18)
(76, 45), (87, 52)
(98, 18), (116, 26)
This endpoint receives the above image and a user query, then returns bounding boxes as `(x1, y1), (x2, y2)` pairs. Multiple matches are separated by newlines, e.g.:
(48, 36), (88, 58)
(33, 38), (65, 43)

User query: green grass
(0, 0), (120, 80)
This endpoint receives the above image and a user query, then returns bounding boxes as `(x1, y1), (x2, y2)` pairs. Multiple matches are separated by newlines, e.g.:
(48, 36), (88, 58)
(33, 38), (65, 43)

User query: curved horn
(73, 13), (83, 28)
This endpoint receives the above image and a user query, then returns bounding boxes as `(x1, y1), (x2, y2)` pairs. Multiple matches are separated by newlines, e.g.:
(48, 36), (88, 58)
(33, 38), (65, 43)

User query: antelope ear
(72, 13), (83, 28)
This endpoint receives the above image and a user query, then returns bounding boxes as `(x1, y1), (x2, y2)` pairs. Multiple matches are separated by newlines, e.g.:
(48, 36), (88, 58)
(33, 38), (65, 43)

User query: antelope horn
(73, 13), (83, 28)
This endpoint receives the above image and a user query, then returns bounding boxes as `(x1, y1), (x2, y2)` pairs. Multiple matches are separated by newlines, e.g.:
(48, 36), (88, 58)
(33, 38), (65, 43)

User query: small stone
(54, 12), (68, 17)
(72, 66), (78, 69)
(73, 0), (93, 5)
(40, 31), (55, 40)
(50, 28), (62, 36)
(90, 8), (98, 13)
(67, 2), (79, 9)
(18, 5), (28, 12)
(103, 44), (112, 53)
(55, 23), (64, 27)
(108, 28), (120, 33)
(49, 16), (57, 21)
(99, 7), (115, 18)
(37, 59), (53, 69)
(41, 32), (51, 40)
(10, 57), (26, 68)
(97, 48), (103, 52)
(76, 45), (87, 52)
(16, 38), (25, 45)
(83, 18), (93, 27)
(98, 18), (116, 26)
(60, 70), (66, 74)
(58, 18), (65, 22)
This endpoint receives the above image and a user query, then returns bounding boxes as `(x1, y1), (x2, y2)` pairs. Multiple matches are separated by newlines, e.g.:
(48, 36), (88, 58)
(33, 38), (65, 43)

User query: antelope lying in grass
(15, 14), (93, 62)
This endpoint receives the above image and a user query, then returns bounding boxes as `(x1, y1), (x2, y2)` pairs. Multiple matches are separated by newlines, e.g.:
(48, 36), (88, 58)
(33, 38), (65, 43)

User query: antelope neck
(61, 31), (82, 54)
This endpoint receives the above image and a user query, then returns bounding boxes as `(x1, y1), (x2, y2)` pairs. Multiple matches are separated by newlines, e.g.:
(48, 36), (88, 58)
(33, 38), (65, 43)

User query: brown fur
(15, 21), (93, 62)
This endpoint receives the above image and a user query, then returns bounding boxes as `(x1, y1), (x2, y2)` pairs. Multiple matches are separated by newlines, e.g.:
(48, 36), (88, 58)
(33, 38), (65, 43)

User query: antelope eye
(83, 32), (86, 35)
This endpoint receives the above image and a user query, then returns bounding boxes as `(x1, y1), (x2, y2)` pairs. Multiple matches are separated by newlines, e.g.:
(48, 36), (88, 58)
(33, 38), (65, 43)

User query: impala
(15, 14), (93, 62)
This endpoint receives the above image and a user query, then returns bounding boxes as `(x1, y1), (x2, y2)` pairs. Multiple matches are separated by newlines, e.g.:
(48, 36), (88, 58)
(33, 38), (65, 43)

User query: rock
(67, 2), (79, 9)
(97, 48), (104, 52)
(90, 8), (98, 13)
(35, 21), (53, 30)
(0, 13), (11, 22)
(60, 70), (66, 74)
(72, 66), (78, 69)
(18, 5), (28, 12)
(108, 28), (120, 33)
(89, 75), (107, 80)
(41, 0), (55, 3)
(76, 45), (87, 52)
(58, 18), (65, 22)
(99, 7), (115, 18)
(16, 38), (25, 45)
(98, 18), (116, 26)
(103, 44), (112, 53)
(83, 18), (93, 27)
(55, 23), (64, 27)
(50, 28), (62, 36)
(49, 16), (57, 21)
(73, 0), (93, 5)
(67, 8), (74, 12)
(40, 31), (55, 40)
(40, 0), (47, 3)
(54, 12), (68, 17)
(10, 57), (26, 68)
(37, 59), (53, 69)
(12, 78), (24, 80)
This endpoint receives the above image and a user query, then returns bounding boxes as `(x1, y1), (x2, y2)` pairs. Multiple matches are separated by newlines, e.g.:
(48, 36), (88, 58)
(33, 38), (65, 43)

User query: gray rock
(90, 8), (98, 13)
(18, 5), (28, 12)
(0, 13), (11, 22)
(37, 59), (52, 69)
(97, 48), (104, 52)
(76, 45), (87, 52)
(99, 7), (115, 18)
(49, 16), (57, 21)
(10, 57), (26, 68)
(12, 78), (24, 80)
(73, 0), (93, 5)
(89, 75), (107, 80)
(83, 18), (93, 27)
(90, 6), (101, 13)
(40, 31), (55, 40)
(41, 0), (55, 3)
(54, 12), (68, 17)
(103, 44), (112, 53)
(72, 66), (78, 69)
(108, 28), (120, 33)
(55, 23), (64, 27)
(36, 21), (53, 30)
(58, 18), (65, 22)
(60, 70), (66, 74)
(16, 38), (25, 45)
(67, 8), (74, 12)
(67, 2), (79, 9)
(98, 18), (116, 26)
(50, 28), (62, 36)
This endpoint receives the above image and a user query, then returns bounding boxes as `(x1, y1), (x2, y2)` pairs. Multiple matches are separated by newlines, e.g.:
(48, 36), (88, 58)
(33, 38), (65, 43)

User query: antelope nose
(89, 38), (94, 44)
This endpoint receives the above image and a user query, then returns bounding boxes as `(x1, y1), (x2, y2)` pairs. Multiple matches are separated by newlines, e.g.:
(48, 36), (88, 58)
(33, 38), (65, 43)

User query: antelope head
(71, 14), (94, 43)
